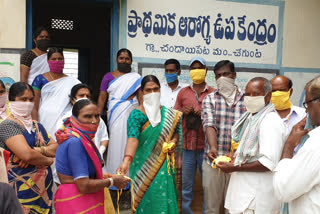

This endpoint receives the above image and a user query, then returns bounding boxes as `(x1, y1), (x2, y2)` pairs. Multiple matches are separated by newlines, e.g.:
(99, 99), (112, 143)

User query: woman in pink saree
(54, 99), (130, 213)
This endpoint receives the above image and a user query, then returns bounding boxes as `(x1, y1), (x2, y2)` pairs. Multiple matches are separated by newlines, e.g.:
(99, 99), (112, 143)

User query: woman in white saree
(32, 48), (80, 138)
(98, 49), (142, 188)
(20, 27), (51, 85)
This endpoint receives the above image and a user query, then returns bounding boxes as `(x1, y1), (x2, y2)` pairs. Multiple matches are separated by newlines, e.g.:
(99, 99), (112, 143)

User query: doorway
(32, 0), (112, 100)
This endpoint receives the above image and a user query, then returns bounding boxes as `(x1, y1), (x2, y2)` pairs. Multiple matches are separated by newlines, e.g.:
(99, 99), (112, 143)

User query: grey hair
(249, 77), (272, 95)
(305, 75), (320, 99)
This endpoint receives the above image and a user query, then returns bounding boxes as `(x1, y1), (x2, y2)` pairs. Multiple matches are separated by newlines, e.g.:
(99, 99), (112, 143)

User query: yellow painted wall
(282, 0), (320, 68)
(0, 0), (26, 48)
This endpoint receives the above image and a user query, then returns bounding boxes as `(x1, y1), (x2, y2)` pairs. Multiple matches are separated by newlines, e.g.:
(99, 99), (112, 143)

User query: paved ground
(116, 169), (204, 214)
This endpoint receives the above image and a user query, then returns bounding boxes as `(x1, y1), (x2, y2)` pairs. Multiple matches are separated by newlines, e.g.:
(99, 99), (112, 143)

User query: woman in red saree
(54, 99), (130, 213)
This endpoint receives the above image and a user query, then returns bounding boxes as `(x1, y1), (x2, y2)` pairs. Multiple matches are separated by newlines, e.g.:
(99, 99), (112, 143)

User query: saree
(7, 122), (53, 214)
(106, 72), (142, 176)
(28, 53), (49, 85)
(39, 76), (80, 140)
(130, 106), (183, 214)
(54, 118), (115, 214)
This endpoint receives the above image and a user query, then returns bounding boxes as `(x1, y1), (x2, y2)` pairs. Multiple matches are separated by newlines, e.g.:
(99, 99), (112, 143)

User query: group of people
(0, 25), (319, 214)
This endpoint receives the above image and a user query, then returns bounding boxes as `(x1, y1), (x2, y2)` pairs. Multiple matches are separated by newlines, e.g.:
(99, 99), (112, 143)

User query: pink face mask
(9, 101), (34, 133)
(48, 60), (64, 73)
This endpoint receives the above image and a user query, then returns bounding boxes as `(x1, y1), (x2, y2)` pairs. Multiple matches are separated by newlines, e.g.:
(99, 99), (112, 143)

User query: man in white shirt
(270, 75), (306, 214)
(160, 58), (188, 108)
(273, 76), (320, 214)
(217, 77), (286, 214)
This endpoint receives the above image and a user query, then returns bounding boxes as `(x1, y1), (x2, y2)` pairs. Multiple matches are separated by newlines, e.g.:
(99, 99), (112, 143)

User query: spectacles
(303, 96), (320, 109)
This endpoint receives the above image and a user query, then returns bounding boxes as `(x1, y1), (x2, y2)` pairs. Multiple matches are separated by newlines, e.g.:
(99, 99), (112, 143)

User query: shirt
(174, 84), (214, 151)
(202, 89), (246, 165)
(274, 127), (320, 214)
(281, 105), (306, 134)
(225, 112), (287, 214)
(160, 81), (188, 108)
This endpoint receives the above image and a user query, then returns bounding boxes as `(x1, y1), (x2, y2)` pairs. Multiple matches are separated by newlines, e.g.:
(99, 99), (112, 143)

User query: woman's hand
(17, 158), (29, 168)
(117, 160), (131, 175)
(111, 174), (131, 189)
(168, 143), (176, 154)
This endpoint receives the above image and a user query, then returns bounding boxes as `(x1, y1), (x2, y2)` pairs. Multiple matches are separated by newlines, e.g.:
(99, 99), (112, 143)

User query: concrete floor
(118, 169), (204, 214)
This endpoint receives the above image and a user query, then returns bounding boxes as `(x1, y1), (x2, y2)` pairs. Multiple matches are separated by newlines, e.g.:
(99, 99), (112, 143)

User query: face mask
(216, 76), (237, 106)
(0, 93), (7, 119)
(143, 92), (161, 127)
(9, 101), (34, 133)
(48, 60), (64, 73)
(0, 93), (7, 108)
(118, 63), (132, 73)
(165, 73), (178, 84)
(36, 39), (50, 51)
(70, 115), (99, 140)
(271, 90), (292, 110)
(244, 95), (266, 113)
(190, 69), (206, 84)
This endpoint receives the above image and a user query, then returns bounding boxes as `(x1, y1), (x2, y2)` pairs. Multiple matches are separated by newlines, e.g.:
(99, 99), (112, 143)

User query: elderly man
(202, 60), (246, 214)
(217, 77), (286, 214)
(160, 58), (188, 108)
(273, 76), (320, 214)
(174, 57), (214, 214)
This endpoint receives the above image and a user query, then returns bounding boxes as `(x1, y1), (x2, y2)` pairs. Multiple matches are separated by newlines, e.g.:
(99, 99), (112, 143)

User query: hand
(183, 106), (194, 115)
(112, 175), (131, 189)
(117, 161), (130, 175)
(18, 159), (29, 168)
(208, 147), (218, 161)
(216, 161), (235, 173)
(194, 109), (202, 117)
(168, 143), (176, 154)
(47, 157), (54, 166)
(103, 173), (113, 179)
(287, 117), (310, 148)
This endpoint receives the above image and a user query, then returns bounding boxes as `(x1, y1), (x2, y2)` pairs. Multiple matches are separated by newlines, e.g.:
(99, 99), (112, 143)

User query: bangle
(107, 178), (113, 187)
(124, 154), (133, 163)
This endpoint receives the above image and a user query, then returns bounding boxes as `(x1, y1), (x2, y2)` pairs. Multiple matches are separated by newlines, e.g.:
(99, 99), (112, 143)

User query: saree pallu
(8, 122), (53, 214)
(130, 107), (183, 214)
(54, 127), (115, 214)
(27, 53), (49, 85)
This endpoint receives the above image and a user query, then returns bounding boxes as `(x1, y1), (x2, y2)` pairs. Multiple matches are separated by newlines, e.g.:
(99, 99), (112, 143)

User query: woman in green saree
(117, 75), (183, 214)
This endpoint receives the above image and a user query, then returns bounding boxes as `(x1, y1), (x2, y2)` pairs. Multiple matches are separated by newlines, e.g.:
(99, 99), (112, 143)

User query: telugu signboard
(126, 0), (280, 64)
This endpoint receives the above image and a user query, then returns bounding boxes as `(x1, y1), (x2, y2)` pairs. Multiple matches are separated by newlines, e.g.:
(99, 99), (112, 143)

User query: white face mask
(216, 77), (237, 106)
(143, 92), (161, 127)
(0, 93), (7, 107)
(9, 101), (34, 133)
(244, 95), (266, 113)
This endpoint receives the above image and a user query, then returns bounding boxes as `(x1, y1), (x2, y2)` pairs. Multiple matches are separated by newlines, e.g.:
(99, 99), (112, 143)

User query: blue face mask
(165, 73), (178, 83)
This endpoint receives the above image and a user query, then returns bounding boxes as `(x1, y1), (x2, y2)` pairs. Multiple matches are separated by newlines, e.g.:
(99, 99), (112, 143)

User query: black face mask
(117, 63), (132, 73)
(36, 39), (50, 51)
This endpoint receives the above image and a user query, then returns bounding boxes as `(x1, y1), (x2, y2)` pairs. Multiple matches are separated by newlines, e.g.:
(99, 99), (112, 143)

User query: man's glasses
(303, 96), (320, 109)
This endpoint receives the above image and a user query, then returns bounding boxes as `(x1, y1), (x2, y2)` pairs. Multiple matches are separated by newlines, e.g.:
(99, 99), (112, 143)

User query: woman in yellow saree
(118, 75), (183, 213)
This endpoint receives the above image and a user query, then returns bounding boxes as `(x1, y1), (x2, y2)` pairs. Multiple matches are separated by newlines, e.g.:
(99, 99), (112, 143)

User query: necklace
(48, 72), (55, 81)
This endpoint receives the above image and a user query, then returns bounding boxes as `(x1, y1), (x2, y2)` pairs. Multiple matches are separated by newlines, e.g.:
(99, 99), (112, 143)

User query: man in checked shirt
(201, 60), (246, 214)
